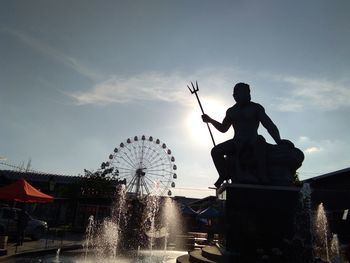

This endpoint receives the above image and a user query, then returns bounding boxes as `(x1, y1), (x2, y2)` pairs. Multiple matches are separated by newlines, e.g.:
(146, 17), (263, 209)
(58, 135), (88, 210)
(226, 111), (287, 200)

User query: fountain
(292, 183), (315, 261)
(54, 248), (61, 263)
(314, 203), (341, 263)
(144, 195), (160, 253)
(76, 185), (183, 262)
(83, 215), (94, 259)
(161, 197), (182, 251)
(330, 234), (341, 262)
(314, 203), (330, 261)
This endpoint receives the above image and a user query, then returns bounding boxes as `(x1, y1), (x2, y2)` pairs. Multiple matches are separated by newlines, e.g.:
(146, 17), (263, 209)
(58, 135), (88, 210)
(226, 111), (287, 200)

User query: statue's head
(233, 82), (251, 105)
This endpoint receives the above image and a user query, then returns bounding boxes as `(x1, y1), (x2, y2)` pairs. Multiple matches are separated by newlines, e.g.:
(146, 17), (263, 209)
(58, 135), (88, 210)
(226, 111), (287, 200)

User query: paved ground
(0, 231), (83, 261)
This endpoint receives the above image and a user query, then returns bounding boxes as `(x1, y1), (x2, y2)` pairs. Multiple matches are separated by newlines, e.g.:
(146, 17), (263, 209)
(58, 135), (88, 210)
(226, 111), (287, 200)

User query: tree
(79, 169), (123, 198)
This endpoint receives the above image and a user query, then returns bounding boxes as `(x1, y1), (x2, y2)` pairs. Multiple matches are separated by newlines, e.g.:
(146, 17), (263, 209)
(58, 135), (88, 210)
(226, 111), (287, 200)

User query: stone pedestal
(217, 183), (300, 258)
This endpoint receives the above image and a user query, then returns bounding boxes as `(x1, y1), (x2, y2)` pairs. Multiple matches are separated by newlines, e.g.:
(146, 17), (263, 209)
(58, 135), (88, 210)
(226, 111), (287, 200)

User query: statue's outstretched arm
(202, 114), (231, 133)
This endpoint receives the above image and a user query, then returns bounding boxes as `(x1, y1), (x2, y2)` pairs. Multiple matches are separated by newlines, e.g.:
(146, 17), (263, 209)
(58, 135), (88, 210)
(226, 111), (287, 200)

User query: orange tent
(0, 179), (54, 203)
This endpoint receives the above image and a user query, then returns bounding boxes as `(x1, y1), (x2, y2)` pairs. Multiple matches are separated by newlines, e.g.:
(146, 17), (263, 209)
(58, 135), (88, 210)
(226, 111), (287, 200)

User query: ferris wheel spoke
(116, 168), (133, 173)
(146, 171), (166, 178)
(143, 145), (155, 164)
(147, 170), (173, 177)
(148, 154), (162, 166)
(147, 167), (165, 171)
(140, 177), (151, 195)
(124, 145), (139, 166)
(146, 169), (167, 174)
(138, 141), (145, 167)
(145, 147), (158, 162)
(122, 152), (138, 169)
(159, 180), (170, 187)
(144, 177), (165, 194)
(160, 169), (175, 175)
(147, 162), (167, 170)
(126, 174), (138, 192)
(117, 173), (133, 180)
(132, 144), (141, 164)
(119, 171), (132, 176)
(116, 155), (135, 170)
(125, 144), (139, 165)
(143, 176), (156, 188)
(149, 149), (162, 166)
(143, 147), (155, 163)
(116, 167), (136, 172)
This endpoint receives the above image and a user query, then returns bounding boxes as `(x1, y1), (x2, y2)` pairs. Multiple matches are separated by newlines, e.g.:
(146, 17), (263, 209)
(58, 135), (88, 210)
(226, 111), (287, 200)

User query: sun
(186, 97), (233, 146)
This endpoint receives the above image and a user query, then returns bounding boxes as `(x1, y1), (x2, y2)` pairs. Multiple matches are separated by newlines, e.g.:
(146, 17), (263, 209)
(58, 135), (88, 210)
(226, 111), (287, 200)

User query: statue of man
(202, 82), (282, 187)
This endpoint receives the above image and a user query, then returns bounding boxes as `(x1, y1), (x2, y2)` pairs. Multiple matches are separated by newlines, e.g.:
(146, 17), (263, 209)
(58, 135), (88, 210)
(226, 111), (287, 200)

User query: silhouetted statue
(202, 82), (304, 187)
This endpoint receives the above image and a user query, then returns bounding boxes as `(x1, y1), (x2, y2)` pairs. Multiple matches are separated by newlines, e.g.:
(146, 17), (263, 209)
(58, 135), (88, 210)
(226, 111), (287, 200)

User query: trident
(187, 81), (216, 146)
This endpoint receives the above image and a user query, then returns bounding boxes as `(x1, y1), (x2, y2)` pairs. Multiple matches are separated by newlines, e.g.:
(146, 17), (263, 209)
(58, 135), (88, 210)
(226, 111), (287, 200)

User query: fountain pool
(5, 250), (186, 263)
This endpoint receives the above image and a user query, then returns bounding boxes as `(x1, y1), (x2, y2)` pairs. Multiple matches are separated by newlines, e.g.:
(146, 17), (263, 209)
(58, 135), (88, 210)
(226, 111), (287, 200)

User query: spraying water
(314, 203), (330, 262)
(330, 233), (340, 262)
(144, 195), (161, 253)
(96, 185), (127, 258)
(161, 197), (181, 251)
(79, 184), (183, 262)
(95, 219), (119, 258)
(53, 248), (61, 263)
(83, 215), (95, 260)
(293, 183), (314, 261)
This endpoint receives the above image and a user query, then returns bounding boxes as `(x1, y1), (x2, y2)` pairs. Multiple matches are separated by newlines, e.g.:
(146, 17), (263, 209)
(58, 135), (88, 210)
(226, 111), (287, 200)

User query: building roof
(303, 167), (350, 183)
(302, 167), (350, 192)
(0, 169), (80, 184)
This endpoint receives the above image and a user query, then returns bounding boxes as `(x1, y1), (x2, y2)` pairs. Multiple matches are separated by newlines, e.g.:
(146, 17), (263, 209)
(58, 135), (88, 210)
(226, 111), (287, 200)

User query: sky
(1, 0), (350, 198)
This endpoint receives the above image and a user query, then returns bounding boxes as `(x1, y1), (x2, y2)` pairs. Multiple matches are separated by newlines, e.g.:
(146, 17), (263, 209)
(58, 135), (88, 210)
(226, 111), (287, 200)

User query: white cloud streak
(66, 68), (243, 106)
(68, 72), (192, 106)
(273, 75), (350, 111)
(296, 136), (323, 155)
(4, 28), (101, 81)
(297, 136), (350, 177)
(304, 146), (322, 154)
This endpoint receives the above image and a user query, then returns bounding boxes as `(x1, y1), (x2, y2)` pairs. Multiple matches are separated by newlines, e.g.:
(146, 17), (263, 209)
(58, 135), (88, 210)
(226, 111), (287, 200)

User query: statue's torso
(226, 102), (261, 143)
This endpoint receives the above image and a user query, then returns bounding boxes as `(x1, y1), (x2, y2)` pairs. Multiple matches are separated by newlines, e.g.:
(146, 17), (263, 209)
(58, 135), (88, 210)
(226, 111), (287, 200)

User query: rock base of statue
(224, 138), (304, 186)
(216, 183), (313, 262)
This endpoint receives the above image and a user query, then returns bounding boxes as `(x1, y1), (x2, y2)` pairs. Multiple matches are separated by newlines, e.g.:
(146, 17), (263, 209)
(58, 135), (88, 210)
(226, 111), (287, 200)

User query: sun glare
(186, 98), (232, 146)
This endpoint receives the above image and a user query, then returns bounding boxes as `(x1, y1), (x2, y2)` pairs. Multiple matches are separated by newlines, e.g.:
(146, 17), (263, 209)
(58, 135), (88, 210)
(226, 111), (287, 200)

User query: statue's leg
(253, 139), (269, 183)
(211, 139), (236, 187)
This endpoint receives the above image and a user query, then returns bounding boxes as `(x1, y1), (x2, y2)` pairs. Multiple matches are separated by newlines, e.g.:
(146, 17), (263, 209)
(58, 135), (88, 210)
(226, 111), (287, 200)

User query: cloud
(296, 136), (323, 154)
(272, 75), (350, 111)
(67, 72), (191, 105)
(4, 28), (101, 81)
(66, 68), (243, 106)
(58, 62), (350, 112)
(304, 146), (322, 154)
(296, 136), (350, 178)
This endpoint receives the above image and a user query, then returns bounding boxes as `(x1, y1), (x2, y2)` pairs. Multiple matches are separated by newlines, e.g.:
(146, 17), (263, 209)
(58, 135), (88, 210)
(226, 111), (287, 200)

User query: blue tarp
(181, 205), (198, 216)
(197, 207), (220, 218)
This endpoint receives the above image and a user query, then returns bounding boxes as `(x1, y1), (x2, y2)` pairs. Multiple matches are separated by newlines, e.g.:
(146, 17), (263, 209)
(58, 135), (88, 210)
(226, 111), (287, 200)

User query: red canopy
(0, 179), (54, 203)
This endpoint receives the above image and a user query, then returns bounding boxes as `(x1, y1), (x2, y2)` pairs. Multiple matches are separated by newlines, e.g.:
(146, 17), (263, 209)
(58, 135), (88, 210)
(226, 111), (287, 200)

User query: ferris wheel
(100, 135), (177, 197)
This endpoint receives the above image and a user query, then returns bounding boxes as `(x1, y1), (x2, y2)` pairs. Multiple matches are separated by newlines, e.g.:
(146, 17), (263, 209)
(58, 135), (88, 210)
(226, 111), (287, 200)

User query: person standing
(16, 208), (29, 246)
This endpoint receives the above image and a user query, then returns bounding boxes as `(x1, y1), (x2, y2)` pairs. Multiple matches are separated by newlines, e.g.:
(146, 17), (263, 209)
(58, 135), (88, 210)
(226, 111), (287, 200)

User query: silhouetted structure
(202, 82), (304, 187)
